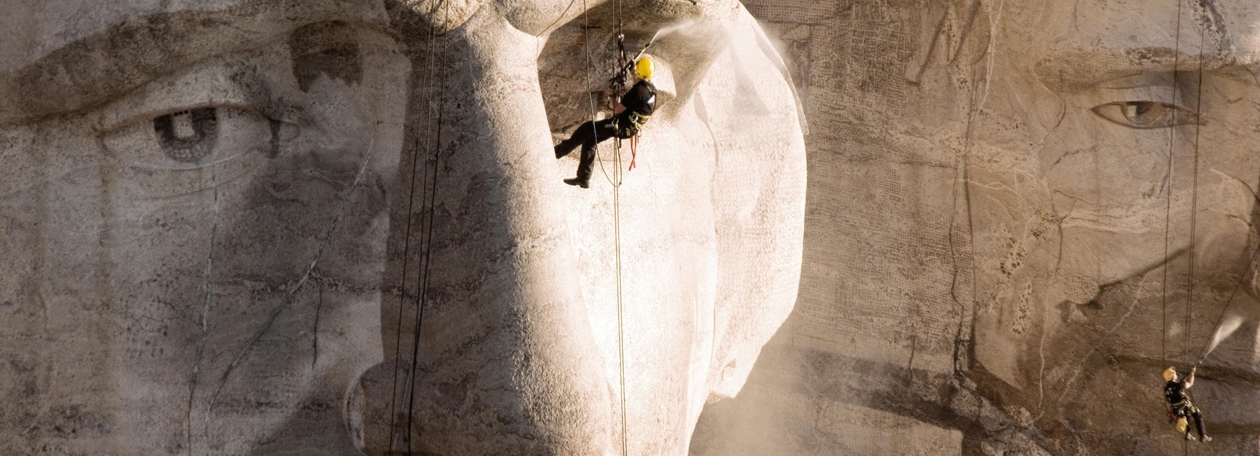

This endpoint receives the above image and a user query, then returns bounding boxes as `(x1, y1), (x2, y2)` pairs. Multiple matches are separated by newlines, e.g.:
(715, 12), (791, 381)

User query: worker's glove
(609, 75), (628, 92)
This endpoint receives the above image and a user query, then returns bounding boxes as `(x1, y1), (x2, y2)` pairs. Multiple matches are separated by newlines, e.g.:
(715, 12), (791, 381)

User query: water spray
(1190, 250), (1260, 370)
(1194, 311), (1246, 368)
(608, 19), (707, 87)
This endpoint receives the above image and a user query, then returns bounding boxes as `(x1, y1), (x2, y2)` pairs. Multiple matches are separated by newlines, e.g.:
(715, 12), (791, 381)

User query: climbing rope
(610, 3), (631, 455)
(611, 131), (629, 456)
(405, 9), (451, 453)
(404, 66), (446, 456)
(1155, 4), (1188, 452)
(387, 26), (437, 456)
(388, 1), (450, 453)
(1160, 0), (1184, 371)
(1158, 2), (1219, 452)
(577, 0), (631, 453)
(1186, 8), (1233, 369)
(612, 2), (632, 454)
(1186, 14), (1207, 373)
(612, 102), (631, 456)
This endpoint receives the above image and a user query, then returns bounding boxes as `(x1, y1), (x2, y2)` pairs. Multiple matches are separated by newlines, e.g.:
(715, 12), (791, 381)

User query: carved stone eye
(1091, 101), (1196, 129)
(1120, 102), (1169, 126)
(103, 105), (275, 174)
(153, 108), (218, 162)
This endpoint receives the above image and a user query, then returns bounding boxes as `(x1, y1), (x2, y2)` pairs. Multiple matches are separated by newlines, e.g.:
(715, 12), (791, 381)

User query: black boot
(563, 177), (589, 188)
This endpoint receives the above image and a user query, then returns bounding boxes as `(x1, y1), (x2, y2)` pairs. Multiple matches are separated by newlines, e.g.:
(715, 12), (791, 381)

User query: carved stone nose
(383, 10), (618, 455)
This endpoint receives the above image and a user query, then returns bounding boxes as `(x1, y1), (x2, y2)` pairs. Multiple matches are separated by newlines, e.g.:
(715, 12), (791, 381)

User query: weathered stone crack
(187, 169), (220, 455)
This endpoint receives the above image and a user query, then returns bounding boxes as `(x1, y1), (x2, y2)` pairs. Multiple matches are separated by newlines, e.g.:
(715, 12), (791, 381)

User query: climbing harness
(618, 108), (653, 137)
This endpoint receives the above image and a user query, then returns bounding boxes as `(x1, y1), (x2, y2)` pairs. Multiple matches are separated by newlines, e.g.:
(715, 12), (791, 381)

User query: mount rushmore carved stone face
(0, 0), (804, 454)
(969, 0), (1260, 452)
(690, 0), (1260, 454)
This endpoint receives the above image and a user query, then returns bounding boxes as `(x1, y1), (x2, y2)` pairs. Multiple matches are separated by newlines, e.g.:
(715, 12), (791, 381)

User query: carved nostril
(347, 359), (437, 456)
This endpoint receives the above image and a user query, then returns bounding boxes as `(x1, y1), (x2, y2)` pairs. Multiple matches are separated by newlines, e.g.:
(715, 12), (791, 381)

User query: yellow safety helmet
(635, 56), (654, 80)
(1163, 367), (1177, 382)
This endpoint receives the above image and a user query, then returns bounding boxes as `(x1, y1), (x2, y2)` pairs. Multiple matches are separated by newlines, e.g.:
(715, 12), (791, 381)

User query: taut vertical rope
(1186, 10), (1206, 373)
(612, 133), (628, 456)
(1160, 0), (1184, 372)
(576, 1), (629, 452)
(387, 11), (442, 454)
(612, 1), (630, 454)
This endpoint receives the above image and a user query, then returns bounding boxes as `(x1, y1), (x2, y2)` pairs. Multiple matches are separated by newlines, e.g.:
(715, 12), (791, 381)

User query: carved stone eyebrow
(1033, 46), (1254, 95)
(0, 2), (391, 126)
(1033, 47), (1198, 94)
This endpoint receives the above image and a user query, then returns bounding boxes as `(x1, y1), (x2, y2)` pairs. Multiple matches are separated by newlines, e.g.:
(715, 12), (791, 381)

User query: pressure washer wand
(628, 40), (652, 64)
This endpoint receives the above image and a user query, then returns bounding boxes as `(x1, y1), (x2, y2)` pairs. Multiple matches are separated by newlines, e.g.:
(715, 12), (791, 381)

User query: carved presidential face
(0, 0), (805, 454)
(968, 0), (1260, 451)
(0, 3), (408, 454)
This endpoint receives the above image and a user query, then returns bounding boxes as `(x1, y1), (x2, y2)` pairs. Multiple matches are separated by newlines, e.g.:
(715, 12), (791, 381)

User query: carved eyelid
(92, 46), (300, 135)
(90, 59), (282, 171)
(1087, 73), (1200, 129)
(1093, 73), (1198, 109)
(100, 101), (262, 135)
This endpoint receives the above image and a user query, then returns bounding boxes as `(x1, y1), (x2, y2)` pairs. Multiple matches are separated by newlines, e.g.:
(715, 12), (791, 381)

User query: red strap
(628, 135), (639, 171)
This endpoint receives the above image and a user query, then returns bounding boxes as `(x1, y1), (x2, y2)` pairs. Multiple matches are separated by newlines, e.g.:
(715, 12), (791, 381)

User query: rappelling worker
(1164, 366), (1211, 442)
(554, 56), (657, 188)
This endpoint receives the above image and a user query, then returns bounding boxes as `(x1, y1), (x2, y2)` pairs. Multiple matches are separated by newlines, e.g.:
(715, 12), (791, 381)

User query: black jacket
(618, 80), (656, 118)
(1165, 380), (1190, 405)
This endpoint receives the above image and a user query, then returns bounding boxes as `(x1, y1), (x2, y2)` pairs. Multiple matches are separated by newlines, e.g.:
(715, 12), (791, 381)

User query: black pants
(1175, 403), (1208, 439)
(1189, 409), (1207, 439)
(555, 118), (619, 181)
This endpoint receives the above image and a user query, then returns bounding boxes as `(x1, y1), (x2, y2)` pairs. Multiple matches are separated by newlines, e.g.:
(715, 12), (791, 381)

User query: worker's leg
(574, 119), (616, 182)
(1192, 410), (1209, 441)
(555, 121), (597, 158)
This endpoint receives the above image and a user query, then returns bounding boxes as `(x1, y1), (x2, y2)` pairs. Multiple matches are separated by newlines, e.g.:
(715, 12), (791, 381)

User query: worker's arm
(1186, 371), (1195, 388)
(613, 103), (626, 115)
